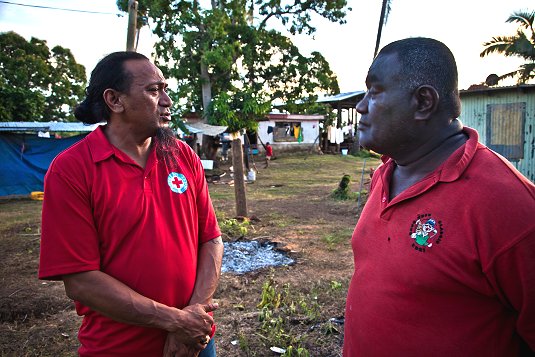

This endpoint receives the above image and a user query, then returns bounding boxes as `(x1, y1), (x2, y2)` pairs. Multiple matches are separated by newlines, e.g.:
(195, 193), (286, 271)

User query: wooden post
(126, 0), (138, 51)
(232, 137), (248, 217)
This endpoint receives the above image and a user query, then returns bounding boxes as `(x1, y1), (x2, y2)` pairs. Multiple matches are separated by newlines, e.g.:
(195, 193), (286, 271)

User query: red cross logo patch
(167, 172), (188, 194)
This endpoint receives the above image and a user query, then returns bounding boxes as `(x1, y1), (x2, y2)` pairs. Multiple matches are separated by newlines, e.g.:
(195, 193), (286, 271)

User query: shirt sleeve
(485, 229), (535, 351)
(183, 145), (221, 243)
(39, 168), (101, 280)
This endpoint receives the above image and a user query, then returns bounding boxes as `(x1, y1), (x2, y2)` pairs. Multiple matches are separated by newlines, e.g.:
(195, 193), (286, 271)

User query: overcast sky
(1, 0), (533, 93)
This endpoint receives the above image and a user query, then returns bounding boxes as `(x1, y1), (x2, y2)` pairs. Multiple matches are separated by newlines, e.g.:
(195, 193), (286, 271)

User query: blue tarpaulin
(0, 133), (86, 197)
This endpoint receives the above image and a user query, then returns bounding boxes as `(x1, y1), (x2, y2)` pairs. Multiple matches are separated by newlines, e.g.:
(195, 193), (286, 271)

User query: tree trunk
(200, 61), (217, 159)
(200, 62), (212, 116)
(232, 137), (248, 217)
(374, 0), (388, 58)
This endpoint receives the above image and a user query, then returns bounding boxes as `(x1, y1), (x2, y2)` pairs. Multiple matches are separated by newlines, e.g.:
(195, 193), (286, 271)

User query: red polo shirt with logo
(344, 127), (535, 356)
(39, 126), (220, 356)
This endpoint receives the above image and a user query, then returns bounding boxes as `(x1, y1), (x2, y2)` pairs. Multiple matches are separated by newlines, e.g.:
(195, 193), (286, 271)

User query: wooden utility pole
(126, 0), (138, 51)
(232, 137), (248, 217)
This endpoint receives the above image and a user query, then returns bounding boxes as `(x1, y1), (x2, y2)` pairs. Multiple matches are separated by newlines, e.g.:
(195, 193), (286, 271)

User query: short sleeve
(485, 230), (535, 351)
(38, 168), (101, 280)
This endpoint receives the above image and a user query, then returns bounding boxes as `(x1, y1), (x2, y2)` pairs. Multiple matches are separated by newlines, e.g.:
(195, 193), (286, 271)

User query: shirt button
(382, 196), (387, 202)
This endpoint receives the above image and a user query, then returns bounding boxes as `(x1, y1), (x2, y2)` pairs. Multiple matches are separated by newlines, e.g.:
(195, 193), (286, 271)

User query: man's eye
(368, 89), (380, 97)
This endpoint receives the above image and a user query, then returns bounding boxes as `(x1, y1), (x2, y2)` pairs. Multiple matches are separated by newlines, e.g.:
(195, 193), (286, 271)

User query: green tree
(116, 0), (346, 125)
(0, 31), (87, 122)
(480, 10), (535, 84)
(117, 0), (349, 217)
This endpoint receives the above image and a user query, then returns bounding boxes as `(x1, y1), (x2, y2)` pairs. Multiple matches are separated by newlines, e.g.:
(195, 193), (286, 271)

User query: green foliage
(219, 217), (251, 238)
(0, 31), (86, 121)
(330, 280), (343, 291)
(331, 174), (357, 200)
(207, 89), (268, 133)
(283, 345), (310, 357)
(257, 276), (318, 355)
(116, 0), (350, 130)
(480, 10), (535, 84)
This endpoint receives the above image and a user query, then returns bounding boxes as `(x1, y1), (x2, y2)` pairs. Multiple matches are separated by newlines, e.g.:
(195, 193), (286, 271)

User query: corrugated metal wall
(459, 88), (535, 182)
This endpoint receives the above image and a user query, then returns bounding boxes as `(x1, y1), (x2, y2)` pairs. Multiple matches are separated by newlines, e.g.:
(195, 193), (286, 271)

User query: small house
(257, 113), (324, 152)
(459, 84), (535, 182)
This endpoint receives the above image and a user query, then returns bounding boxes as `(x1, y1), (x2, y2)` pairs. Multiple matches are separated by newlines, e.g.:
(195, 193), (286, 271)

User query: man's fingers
(202, 302), (219, 313)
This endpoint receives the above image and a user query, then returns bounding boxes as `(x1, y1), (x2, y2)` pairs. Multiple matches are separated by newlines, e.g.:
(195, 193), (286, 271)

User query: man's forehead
(367, 53), (400, 82)
(126, 59), (165, 82)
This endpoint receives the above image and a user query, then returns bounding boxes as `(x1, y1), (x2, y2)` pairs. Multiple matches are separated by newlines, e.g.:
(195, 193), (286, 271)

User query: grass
(0, 151), (381, 357)
(214, 153), (373, 202)
(0, 199), (43, 233)
(322, 227), (355, 251)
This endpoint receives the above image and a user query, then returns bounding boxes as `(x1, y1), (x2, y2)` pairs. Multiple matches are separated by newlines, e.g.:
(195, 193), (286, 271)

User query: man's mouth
(357, 121), (369, 130)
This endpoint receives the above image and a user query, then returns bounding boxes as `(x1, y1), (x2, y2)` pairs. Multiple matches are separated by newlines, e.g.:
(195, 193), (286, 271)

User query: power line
(0, 1), (123, 16)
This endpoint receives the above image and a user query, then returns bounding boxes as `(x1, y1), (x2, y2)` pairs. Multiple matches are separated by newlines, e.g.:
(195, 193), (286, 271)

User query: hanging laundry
(328, 126), (337, 144)
(267, 126), (274, 134)
(298, 127), (303, 143)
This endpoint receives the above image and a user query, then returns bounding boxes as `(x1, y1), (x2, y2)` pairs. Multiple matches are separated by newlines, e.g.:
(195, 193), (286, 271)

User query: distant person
(344, 37), (535, 356)
(264, 142), (273, 168)
(38, 51), (224, 357)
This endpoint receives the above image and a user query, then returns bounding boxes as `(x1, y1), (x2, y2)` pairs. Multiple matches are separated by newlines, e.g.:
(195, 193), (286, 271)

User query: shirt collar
(379, 126), (479, 183)
(86, 125), (115, 163)
(436, 126), (479, 182)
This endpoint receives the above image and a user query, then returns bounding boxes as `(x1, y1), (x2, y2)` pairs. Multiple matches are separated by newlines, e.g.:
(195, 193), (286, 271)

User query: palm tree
(373, 0), (392, 58)
(480, 10), (535, 84)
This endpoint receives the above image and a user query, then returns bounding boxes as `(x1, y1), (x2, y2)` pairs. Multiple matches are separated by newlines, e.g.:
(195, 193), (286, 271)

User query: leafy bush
(331, 174), (358, 200)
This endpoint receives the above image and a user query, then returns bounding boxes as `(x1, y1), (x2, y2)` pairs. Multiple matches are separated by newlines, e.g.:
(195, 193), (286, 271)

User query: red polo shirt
(344, 127), (535, 356)
(39, 126), (220, 356)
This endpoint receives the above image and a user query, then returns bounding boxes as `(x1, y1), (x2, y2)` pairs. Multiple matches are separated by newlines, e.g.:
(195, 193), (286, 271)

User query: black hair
(74, 51), (149, 124)
(376, 37), (461, 118)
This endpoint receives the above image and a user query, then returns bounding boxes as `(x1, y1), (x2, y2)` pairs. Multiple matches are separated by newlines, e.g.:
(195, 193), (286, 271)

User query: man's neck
(389, 122), (467, 199)
(103, 124), (153, 168)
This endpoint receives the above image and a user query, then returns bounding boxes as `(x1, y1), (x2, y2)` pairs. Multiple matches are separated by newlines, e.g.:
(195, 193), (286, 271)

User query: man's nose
(356, 97), (367, 114)
(161, 91), (173, 107)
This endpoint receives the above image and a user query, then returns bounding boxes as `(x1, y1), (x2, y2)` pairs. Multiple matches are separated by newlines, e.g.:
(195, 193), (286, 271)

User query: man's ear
(103, 89), (125, 114)
(413, 85), (439, 121)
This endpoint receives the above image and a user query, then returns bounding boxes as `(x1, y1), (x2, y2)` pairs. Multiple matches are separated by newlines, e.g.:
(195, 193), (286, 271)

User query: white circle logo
(167, 172), (188, 194)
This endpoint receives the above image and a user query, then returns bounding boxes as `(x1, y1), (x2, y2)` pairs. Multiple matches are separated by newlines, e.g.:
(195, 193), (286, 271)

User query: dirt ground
(0, 152), (378, 357)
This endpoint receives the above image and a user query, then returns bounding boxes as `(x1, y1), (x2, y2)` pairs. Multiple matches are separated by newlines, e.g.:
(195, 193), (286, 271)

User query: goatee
(155, 127), (181, 169)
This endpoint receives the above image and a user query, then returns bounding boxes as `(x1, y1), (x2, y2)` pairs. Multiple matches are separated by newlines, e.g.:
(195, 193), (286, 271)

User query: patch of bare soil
(0, 153), (377, 356)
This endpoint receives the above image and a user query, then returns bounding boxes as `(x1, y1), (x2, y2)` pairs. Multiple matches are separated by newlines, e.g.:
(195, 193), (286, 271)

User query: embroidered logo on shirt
(409, 214), (443, 253)
(167, 172), (188, 194)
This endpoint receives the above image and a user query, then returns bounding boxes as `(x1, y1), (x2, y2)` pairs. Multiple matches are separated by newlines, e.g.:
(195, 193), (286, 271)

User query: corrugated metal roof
(316, 91), (366, 103)
(461, 84), (535, 95)
(0, 121), (101, 132)
(183, 124), (203, 134)
(186, 122), (228, 136)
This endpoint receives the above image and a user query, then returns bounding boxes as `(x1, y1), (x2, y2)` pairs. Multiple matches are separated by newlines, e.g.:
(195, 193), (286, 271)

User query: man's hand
(171, 303), (218, 349)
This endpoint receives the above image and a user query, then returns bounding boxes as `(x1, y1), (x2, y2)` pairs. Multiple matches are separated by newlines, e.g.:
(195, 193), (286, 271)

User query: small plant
(258, 278), (282, 310)
(219, 217), (251, 238)
(238, 332), (251, 354)
(330, 280), (342, 291)
(256, 276), (322, 354)
(331, 174), (358, 200)
(322, 321), (340, 335)
(283, 345), (311, 357)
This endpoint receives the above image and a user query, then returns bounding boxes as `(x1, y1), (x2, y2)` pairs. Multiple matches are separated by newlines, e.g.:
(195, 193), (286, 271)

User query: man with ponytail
(39, 52), (223, 357)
